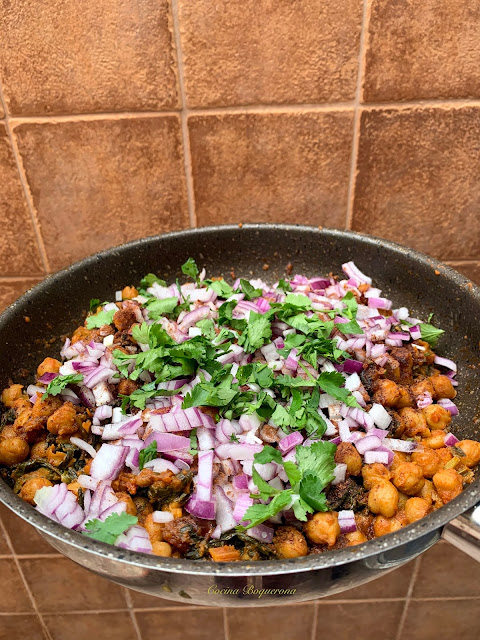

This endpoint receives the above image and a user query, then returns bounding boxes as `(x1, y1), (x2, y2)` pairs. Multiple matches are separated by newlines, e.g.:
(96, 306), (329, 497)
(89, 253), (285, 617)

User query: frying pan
(0, 224), (479, 607)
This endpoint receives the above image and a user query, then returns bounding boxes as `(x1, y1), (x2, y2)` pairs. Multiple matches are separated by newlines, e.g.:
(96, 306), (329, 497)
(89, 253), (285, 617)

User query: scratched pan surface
(0, 224), (479, 606)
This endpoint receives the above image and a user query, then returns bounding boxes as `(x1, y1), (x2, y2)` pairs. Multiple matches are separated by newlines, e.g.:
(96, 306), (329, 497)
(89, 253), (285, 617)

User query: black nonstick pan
(0, 224), (479, 606)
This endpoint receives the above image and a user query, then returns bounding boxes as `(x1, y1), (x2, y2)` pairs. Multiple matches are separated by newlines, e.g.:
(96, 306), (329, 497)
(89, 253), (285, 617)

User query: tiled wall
(1, 1), (480, 639)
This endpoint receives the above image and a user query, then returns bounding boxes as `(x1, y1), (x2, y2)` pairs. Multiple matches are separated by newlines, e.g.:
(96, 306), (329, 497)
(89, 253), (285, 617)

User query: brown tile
(228, 604), (313, 640)
(14, 117), (189, 271)
(0, 614), (44, 640)
(0, 559), (34, 612)
(44, 612), (136, 640)
(0, 529), (10, 555)
(179, 0), (362, 107)
(0, 124), (44, 276)
(413, 542), (480, 598)
(446, 262), (480, 285)
(326, 559), (415, 600)
(137, 608), (225, 640)
(189, 111), (353, 226)
(20, 557), (127, 612)
(352, 107), (480, 260)
(128, 589), (190, 609)
(315, 601), (404, 640)
(0, 504), (55, 555)
(0, 1), (179, 115)
(0, 279), (42, 313)
(364, 1), (480, 102)
(402, 599), (480, 640)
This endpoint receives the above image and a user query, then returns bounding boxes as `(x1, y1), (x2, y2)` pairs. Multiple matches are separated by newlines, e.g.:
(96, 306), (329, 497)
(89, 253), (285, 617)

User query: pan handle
(442, 504), (480, 562)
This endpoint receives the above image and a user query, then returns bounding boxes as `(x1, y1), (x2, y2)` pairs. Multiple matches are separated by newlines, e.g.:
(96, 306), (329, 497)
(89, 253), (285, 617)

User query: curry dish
(1, 260), (479, 561)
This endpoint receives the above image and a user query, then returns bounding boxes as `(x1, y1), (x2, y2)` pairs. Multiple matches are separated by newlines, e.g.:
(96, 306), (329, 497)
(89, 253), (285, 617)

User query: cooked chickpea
(304, 512), (340, 547)
(144, 513), (163, 543)
(404, 497), (431, 524)
(373, 515), (404, 537)
(335, 442), (362, 476)
(411, 447), (441, 478)
(456, 440), (480, 468)
(397, 491), (409, 509)
(30, 440), (48, 459)
(273, 525), (308, 558)
(345, 530), (368, 546)
(47, 402), (79, 436)
(423, 430), (446, 449)
(429, 375), (456, 400)
(398, 407), (430, 438)
(410, 379), (435, 401)
(19, 477), (52, 504)
(362, 463), (391, 490)
(368, 480), (399, 518)
(422, 405), (451, 430)
(1, 384), (24, 407)
(436, 447), (453, 466)
(373, 379), (401, 407)
(0, 437), (29, 466)
(392, 462), (425, 495)
(397, 387), (413, 409)
(122, 286), (139, 300)
(37, 357), (61, 378)
(418, 479), (434, 504)
(115, 492), (137, 516)
(390, 451), (410, 472)
(432, 468), (463, 503)
(152, 541), (172, 557)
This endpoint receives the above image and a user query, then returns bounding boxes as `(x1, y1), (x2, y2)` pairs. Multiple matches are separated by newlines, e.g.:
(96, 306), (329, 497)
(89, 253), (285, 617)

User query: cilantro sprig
(138, 441), (157, 470)
(42, 373), (84, 400)
(83, 513), (138, 544)
(420, 323), (444, 347)
(86, 308), (116, 329)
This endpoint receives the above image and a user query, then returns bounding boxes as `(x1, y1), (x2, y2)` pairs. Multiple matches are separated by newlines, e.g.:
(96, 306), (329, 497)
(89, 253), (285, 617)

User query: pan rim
(1, 223), (479, 576)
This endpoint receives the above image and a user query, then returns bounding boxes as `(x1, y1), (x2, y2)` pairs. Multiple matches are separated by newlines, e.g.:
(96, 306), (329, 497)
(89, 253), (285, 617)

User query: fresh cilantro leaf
(140, 273), (166, 289)
(230, 433), (239, 443)
(239, 279), (262, 300)
(317, 371), (362, 408)
(196, 318), (217, 340)
(284, 293), (312, 309)
(339, 292), (363, 335)
(218, 299), (247, 331)
(181, 258), (199, 282)
(138, 441), (158, 470)
(237, 491), (293, 531)
(420, 323), (444, 347)
(292, 496), (314, 521)
(283, 461), (302, 486)
(182, 376), (238, 408)
(277, 279), (292, 293)
(121, 382), (161, 410)
(271, 403), (292, 427)
(207, 279), (235, 298)
(146, 297), (178, 319)
(83, 513), (138, 545)
(86, 308), (115, 329)
(254, 444), (283, 465)
(42, 373), (84, 400)
(89, 298), (105, 313)
(299, 474), (329, 512)
(427, 312), (434, 323)
(132, 322), (150, 345)
(237, 311), (272, 353)
(295, 440), (336, 487)
(283, 333), (306, 349)
(189, 428), (198, 455)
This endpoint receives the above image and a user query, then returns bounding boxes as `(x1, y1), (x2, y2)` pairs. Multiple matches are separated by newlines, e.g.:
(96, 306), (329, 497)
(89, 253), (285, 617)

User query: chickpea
(398, 407), (430, 438)
(122, 286), (139, 300)
(410, 379), (435, 401)
(30, 439), (48, 459)
(165, 502), (183, 519)
(418, 479), (434, 504)
(72, 326), (92, 344)
(47, 402), (79, 436)
(304, 512), (340, 547)
(423, 430), (446, 450)
(456, 440), (480, 468)
(433, 468), (463, 503)
(345, 531), (367, 546)
(1, 425), (16, 440)
(37, 357), (61, 378)
(0, 437), (29, 466)
(1, 384), (24, 407)
(32, 395), (62, 419)
(436, 448), (453, 466)
(273, 526), (308, 558)
(115, 492), (137, 516)
(335, 442), (362, 476)
(397, 387), (413, 409)
(152, 541), (172, 557)
(19, 477), (52, 504)
(373, 379), (401, 407)
(390, 451), (410, 472)
(429, 375), (456, 400)
(144, 513), (163, 543)
(373, 515), (404, 537)
(392, 462), (425, 495)
(362, 463), (391, 490)
(397, 491), (409, 509)
(411, 447), (441, 478)
(422, 405), (451, 430)
(404, 497), (431, 524)
(368, 480), (399, 518)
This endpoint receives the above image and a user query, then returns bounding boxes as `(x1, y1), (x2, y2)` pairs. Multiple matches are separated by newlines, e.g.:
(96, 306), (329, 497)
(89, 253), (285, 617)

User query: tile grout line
(0, 83), (50, 274)
(123, 589), (144, 640)
(345, 0), (370, 231)
(0, 518), (54, 640)
(361, 98), (480, 109)
(222, 607), (229, 640)
(186, 102), (355, 115)
(310, 602), (319, 640)
(170, 0), (197, 228)
(395, 556), (422, 640)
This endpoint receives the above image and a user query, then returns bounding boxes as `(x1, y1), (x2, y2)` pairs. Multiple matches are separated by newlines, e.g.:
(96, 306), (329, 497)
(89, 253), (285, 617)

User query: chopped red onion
(342, 261), (372, 285)
(437, 399), (458, 415)
(116, 525), (152, 554)
(384, 438), (417, 453)
(278, 431), (303, 454)
(70, 437), (97, 459)
(368, 297), (392, 310)
(196, 450), (214, 500)
(90, 444), (127, 481)
(233, 494), (254, 522)
(409, 325), (422, 340)
(355, 435), (383, 455)
(143, 458), (179, 474)
(152, 511), (174, 524)
(364, 450), (390, 465)
(185, 496), (216, 520)
(434, 355), (457, 373)
(417, 392), (433, 409)
(216, 443), (263, 460)
(444, 432), (459, 446)
(143, 432), (191, 451)
(368, 403), (392, 430)
(246, 524), (274, 543)
(233, 474), (249, 490)
(338, 509), (357, 534)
